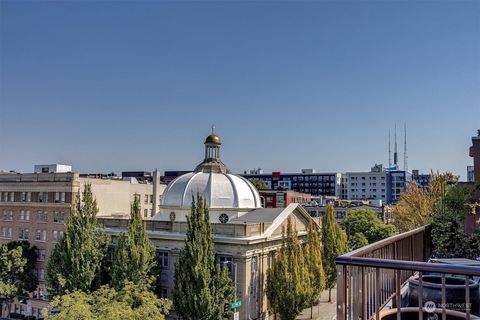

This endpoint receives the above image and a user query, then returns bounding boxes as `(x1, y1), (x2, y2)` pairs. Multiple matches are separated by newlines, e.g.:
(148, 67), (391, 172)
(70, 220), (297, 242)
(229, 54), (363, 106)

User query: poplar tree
(304, 220), (325, 318)
(111, 195), (156, 289)
(266, 217), (310, 320)
(322, 204), (347, 302)
(172, 195), (233, 320)
(46, 184), (110, 296)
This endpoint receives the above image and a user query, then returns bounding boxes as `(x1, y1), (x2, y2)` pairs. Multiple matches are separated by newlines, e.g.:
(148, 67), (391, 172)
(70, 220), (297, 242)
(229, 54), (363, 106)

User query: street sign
(233, 311), (239, 320)
(231, 300), (241, 309)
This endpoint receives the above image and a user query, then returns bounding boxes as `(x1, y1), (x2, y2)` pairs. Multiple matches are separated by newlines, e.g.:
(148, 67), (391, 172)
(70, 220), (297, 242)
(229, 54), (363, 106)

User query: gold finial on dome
(204, 125), (222, 145)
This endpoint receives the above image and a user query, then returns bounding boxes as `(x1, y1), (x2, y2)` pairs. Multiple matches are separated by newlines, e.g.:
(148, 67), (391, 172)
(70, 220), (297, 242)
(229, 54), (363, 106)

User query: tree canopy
(342, 209), (396, 250)
(266, 217), (310, 320)
(46, 184), (110, 296)
(250, 179), (269, 190)
(0, 241), (38, 317)
(392, 172), (458, 232)
(304, 220), (325, 318)
(43, 282), (171, 320)
(322, 204), (347, 302)
(112, 195), (156, 289)
(172, 195), (233, 320)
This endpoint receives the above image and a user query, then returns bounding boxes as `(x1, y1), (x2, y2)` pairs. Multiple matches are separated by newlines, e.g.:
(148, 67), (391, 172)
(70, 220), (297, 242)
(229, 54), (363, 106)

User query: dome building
(101, 130), (316, 320)
(155, 131), (262, 223)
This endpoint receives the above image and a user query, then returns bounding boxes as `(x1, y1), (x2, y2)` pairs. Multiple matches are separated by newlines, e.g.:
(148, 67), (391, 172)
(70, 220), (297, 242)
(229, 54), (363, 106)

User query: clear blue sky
(1, 1), (479, 179)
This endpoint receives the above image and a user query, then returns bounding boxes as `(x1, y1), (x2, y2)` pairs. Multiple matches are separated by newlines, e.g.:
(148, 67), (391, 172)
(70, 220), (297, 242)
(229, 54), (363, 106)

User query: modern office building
(0, 166), (165, 317)
(411, 169), (431, 188)
(241, 169), (342, 198)
(99, 132), (315, 320)
(341, 164), (408, 204)
(342, 164), (388, 202)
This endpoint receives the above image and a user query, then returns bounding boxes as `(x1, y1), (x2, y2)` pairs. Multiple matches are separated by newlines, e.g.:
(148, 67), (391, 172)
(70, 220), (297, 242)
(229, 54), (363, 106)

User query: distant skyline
(1, 1), (479, 179)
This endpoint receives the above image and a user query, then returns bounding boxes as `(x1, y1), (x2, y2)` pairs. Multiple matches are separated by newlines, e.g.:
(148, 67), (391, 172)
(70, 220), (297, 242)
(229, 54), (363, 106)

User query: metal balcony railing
(336, 225), (480, 320)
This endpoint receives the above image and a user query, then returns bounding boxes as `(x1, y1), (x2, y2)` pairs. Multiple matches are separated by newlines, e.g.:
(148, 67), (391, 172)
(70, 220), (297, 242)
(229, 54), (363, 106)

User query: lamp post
(222, 260), (238, 319)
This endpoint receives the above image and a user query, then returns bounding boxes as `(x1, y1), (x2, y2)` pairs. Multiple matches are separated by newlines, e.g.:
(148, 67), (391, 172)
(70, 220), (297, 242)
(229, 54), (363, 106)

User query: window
(144, 194), (148, 204)
(21, 192), (27, 202)
(55, 192), (60, 202)
(37, 211), (48, 222)
(38, 192), (48, 203)
(2, 210), (13, 221)
(52, 230), (58, 241)
(149, 195), (153, 204)
(53, 212), (64, 223)
(19, 228), (29, 240)
(144, 209), (148, 218)
(20, 210), (30, 221)
(39, 269), (45, 281)
(1, 227), (12, 238)
(156, 250), (169, 268)
(36, 230), (46, 241)
(26, 192), (31, 202)
(38, 249), (47, 261)
(8, 192), (14, 202)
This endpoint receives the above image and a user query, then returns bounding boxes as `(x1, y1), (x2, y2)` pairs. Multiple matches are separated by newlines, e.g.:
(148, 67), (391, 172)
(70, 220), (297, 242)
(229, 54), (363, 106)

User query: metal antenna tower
(404, 122), (408, 172)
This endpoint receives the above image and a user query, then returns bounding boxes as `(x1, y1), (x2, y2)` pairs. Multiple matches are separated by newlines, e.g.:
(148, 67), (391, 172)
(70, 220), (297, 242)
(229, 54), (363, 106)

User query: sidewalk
(296, 288), (337, 320)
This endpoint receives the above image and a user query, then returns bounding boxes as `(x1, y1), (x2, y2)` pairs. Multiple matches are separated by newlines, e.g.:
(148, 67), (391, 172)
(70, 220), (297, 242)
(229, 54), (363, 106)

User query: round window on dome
(219, 213), (229, 224)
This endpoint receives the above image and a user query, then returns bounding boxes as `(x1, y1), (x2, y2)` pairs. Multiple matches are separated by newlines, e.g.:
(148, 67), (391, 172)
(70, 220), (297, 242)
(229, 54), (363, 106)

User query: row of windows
(350, 189), (386, 193)
(0, 191), (67, 203)
(2, 210), (65, 223)
(133, 193), (156, 204)
(3, 227), (63, 243)
(249, 175), (336, 183)
(349, 176), (386, 181)
(350, 182), (386, 187)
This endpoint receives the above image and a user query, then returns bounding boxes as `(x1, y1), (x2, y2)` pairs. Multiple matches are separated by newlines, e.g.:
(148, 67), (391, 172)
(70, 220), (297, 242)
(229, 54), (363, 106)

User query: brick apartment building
(259, 190), (311, 208)
(0, 165), (165, 318)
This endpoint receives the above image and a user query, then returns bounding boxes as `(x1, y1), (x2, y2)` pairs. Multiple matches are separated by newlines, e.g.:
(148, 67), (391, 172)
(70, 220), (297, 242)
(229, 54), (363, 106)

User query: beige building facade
(0, 167), (165, 318)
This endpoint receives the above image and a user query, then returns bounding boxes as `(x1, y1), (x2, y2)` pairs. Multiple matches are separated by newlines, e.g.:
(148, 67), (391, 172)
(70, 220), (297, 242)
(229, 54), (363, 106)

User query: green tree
(342, 209), (396, 250)
(266, 217), (310, 320)
(250, 179), (269, 190)
(0, 244), (24, 317)
(43, 281), (171, 320)
(0, 241), (38, 318)
(322, 204), (347, 302)
(172, 195), (233, 320)
(304, 220), (325, 319)
(430, 184), (471, 258)
(112, 195), (156, 289)
(46, 184), (110, 297)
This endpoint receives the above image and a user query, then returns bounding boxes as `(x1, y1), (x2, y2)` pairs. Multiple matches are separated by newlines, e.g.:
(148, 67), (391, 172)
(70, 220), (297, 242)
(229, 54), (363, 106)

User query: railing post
(337, 264), (347, 320)
(466, 275), (471, 320)
(361, 267), (367, 320)
(375, 268), (380, 320)
(441, 273), (446, 320)
(418, 271), (423, 320)
(395, 269), (401, 319)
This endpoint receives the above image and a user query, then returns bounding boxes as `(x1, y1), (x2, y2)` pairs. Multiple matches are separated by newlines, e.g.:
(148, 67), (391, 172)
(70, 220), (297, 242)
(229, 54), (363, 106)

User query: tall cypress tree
(172, 195), (233, 320)
(305, 220), (325, 318)
(266, 217), (310, 320)
(46, 184), (110, 296)
(111, 195), (156, 289)
(322, 204), (347, 302)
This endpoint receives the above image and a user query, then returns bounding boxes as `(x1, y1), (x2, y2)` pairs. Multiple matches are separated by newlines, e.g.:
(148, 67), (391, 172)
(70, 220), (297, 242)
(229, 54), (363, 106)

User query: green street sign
(231, 301), (241, 309)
